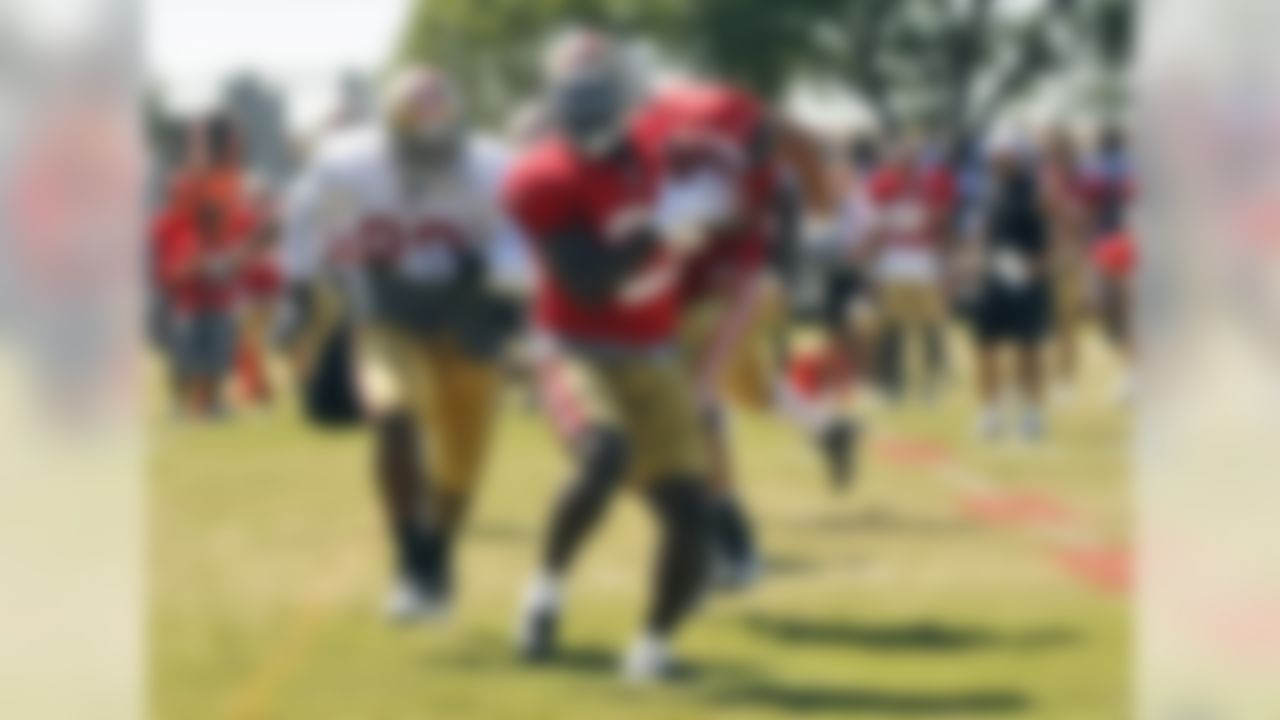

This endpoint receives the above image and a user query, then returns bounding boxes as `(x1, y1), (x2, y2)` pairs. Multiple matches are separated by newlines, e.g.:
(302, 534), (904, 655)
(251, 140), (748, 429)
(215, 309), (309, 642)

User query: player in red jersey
(506, 29), (725, 681)
(864, 135), (956, 403)
(630, 80), (850, 588)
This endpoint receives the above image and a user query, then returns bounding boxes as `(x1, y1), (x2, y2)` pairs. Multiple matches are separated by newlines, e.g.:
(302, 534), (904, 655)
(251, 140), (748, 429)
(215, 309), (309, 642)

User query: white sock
(624, 631), (669, 672)
(525, 570), (562, 612)
(640, 631), (667, 652)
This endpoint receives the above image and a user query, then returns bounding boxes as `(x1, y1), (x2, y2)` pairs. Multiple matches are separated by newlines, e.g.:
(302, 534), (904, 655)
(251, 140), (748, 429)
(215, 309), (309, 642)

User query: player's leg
(1052, 263), (1081, 390)
(374, 408), (450, 621)
(1013, 286), (1051, 440)
(361, 327), (449, 621)
(518, 353), (630, 660)
(1014, 340), (1046, 439)
(920, 280), (949, 402)
(679, 297), (759, 590)
(877, 281), (907, 402)
(810, 271), (870, 490)
(194, 308), (236, 418)
(972, 291), (1006, 439)
(632, 474), (709, 677)
(700, 405), (758, 589)
(414, 336), (502, 603)
(615, 359), (712, 681)
(236, 298), (275, 406)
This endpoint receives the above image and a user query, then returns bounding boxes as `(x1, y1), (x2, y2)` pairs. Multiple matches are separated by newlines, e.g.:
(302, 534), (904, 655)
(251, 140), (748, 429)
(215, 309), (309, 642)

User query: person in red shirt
(155, 114), (268, 418)
(192, 115), (282, 409)
(505, 29), (722, 682)
(864, 134), (956, 403)
(155, 191), (242, 417)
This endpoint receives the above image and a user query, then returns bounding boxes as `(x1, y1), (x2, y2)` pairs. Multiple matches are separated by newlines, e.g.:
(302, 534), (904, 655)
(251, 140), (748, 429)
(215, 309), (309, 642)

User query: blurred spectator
(1083, 125), (1133, 238)
(1040, 128), (1092, 392)
(1092, 224), (1136, 400)
(865, 133), (956, 403)
(151, 114), (270, 418)
(971, 134), (1051, 440)
(156, 195), (241, 418)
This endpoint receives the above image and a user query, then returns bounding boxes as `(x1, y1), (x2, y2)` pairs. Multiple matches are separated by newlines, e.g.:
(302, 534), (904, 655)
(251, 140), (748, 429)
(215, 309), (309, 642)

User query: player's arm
(505, 165), (662, 303)
(540, 218), (662, 302)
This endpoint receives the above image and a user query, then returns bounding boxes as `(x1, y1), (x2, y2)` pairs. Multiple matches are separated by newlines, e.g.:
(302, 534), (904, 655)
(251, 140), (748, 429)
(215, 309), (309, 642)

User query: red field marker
(1054, 544), (1133, 594)
(959, 490), (1077, 528)
(875, 433), (1129, 595)
(874, 436), (951, 467)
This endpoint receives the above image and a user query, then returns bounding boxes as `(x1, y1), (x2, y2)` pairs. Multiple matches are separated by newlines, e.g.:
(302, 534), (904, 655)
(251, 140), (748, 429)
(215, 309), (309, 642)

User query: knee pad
(576, 425), (629, 494)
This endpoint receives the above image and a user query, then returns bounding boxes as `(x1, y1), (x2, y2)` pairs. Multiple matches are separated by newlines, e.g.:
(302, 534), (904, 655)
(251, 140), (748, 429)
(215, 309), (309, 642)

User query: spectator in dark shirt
(971, 136), (1052, 441)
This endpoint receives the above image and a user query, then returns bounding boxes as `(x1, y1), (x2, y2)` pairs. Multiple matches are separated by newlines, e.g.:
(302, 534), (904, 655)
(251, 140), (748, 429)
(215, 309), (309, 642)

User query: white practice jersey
(280, 126), (529, 318)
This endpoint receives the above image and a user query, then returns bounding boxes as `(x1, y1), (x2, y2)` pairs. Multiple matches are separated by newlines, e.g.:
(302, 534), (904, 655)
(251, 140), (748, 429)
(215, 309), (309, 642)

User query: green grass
(152, 335), (1129, 720)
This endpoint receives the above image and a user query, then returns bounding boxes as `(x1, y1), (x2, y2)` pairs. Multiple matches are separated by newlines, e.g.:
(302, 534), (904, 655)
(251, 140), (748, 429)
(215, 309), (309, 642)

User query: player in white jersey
(279, 65), (528, 623)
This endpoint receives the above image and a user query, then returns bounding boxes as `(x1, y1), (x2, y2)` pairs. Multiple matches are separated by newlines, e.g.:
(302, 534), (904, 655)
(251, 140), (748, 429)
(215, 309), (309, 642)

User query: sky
(146, 0), (411, 130)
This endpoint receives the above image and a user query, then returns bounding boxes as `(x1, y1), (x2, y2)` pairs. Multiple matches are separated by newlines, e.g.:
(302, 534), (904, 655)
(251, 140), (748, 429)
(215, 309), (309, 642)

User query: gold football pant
(535, 345), (708, 487)
(359, 325), (501, 523)
(678, 276), (784, 413)
(879, 279), (947, 393)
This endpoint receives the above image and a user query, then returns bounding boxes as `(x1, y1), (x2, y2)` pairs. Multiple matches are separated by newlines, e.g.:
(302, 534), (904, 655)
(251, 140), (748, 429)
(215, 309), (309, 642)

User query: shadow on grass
(421, 638), (616, 677)
(742, 613), (1078, 653)
(776, 505), (978, 538)
(418, 633), (1036, 715)
(528, 646), (617, 675)
(465, 522), (537, 545)
(709, 681), (1031, 715)
(687, 661), (1032, 716)
(760, 554), (822, 578)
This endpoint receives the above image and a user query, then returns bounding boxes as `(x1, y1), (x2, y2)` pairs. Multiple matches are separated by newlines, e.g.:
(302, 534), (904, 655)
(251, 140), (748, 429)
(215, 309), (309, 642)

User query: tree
(395, 0), (1134, 136)
(396, 0), (686, 123)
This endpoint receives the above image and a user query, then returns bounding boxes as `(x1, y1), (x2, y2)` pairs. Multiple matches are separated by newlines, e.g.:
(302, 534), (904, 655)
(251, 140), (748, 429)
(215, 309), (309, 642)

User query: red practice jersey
(504, 134), (680, 347)
(633, 82), (777, 301)
(866, 163), (955, 249)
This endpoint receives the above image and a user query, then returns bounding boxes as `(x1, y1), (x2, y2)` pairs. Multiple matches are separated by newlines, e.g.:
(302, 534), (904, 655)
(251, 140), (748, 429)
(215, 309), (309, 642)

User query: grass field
(152, 334), (1129, 720)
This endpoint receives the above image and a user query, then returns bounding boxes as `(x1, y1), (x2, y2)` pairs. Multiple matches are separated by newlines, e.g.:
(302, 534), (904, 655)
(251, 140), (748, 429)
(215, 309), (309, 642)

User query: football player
(864, 134), (957, 404)
(279, 65), (527, 622)
(631, 79), (848, 586)
(505, 29), (721, 681)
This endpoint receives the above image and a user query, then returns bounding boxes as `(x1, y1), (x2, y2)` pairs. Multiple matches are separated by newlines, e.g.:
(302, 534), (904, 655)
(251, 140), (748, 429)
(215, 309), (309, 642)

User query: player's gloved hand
(990, 247), (1033, 289)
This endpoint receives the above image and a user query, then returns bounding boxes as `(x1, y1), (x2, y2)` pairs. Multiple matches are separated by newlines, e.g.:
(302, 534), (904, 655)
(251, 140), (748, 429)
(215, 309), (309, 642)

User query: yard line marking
(873, 434), (1132, 594)
(220, 601), (333, 720)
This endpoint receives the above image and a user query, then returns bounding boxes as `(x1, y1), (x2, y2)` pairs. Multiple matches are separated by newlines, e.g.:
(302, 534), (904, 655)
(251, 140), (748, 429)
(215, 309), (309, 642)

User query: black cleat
(517, 606), (560, 662)
(709, 498), (760, 592)
(516, 578), (562, 662)
(819, 418), (860, 492)
(387, 523), (453, 623)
